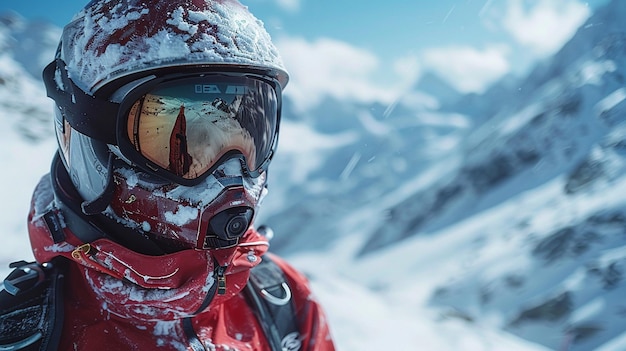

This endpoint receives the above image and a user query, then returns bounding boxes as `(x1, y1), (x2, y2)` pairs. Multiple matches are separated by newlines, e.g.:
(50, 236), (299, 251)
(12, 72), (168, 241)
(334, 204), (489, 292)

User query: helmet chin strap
(81, 152), (116, 216)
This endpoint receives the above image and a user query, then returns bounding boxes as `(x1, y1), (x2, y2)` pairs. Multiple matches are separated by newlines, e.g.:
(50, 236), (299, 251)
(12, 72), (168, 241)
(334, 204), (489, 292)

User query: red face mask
(107, 158), (268, 251)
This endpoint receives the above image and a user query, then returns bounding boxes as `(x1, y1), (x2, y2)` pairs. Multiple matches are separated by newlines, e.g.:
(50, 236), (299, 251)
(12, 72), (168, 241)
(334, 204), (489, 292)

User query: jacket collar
(28, 174), (269, 321)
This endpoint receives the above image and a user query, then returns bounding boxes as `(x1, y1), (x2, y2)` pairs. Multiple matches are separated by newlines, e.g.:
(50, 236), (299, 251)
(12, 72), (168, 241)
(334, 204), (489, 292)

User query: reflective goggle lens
(125, 76), (278, 180)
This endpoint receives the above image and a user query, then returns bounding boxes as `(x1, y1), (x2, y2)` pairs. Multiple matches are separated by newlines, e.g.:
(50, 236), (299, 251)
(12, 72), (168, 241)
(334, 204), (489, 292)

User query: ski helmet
(43, 0), (288, 251)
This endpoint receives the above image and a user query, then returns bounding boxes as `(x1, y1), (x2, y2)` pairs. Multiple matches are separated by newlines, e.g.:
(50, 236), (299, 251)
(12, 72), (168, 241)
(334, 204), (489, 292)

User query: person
(0, 0), (336, 350)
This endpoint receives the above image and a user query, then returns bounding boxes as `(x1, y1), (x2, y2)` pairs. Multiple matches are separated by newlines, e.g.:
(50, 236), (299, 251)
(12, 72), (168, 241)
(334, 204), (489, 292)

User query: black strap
(182, 318), (207, 351)
(42, 59), (118, 145)
(0, 258), (66, 351)
(244, 256), (301, 351)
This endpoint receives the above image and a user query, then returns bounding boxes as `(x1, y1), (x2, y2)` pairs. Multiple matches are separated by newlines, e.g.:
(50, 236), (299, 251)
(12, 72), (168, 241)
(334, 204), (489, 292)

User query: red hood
(27, 175), (269, 321)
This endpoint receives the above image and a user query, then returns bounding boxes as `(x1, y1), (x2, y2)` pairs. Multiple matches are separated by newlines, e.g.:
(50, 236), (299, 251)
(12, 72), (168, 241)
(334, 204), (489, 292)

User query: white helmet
(43, 0), (288, 252)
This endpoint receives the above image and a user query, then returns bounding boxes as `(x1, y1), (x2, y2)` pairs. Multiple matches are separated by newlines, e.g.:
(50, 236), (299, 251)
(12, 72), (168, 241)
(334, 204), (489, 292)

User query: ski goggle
(119, 75), (279, 183)
(44, 60), (282, 186)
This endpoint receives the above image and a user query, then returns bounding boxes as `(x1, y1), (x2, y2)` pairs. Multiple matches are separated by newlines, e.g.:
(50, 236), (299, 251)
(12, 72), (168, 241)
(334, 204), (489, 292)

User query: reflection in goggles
(126, 77), (277, 180)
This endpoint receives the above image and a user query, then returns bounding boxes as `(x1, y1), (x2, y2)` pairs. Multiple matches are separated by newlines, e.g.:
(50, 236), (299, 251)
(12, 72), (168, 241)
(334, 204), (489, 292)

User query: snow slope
(0, 13), (57, 269)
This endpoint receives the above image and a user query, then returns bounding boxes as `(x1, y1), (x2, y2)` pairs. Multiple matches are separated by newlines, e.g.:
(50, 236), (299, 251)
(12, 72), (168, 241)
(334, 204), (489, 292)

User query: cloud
(421, 45), (511, 93)
(275, 37), (507, 110)
(500, 0), (591, 55)
(276, 37), (418, 112)
(392, 54), (421, 84)
(273, 0), (301, 12)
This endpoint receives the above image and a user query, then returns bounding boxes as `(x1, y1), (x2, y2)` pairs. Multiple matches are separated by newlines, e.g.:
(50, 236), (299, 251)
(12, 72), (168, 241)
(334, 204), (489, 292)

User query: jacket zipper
(183, 261), (229, 350)
(192, 260), (227, 315)
(216, 264), (227, 295)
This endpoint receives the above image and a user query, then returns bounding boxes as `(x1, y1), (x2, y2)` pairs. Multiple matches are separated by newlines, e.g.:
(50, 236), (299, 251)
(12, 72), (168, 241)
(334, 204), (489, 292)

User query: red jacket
(27, 176), (336, 351)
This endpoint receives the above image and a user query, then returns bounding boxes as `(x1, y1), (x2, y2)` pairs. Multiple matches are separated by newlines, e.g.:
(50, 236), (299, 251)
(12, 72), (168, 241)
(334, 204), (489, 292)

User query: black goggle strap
(80, 152), (117, 216)
(43, 59), (118, 145)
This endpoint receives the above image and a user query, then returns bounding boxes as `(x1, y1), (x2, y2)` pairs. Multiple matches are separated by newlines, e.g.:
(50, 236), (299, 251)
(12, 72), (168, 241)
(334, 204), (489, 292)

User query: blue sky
(0, 0), (611, 111)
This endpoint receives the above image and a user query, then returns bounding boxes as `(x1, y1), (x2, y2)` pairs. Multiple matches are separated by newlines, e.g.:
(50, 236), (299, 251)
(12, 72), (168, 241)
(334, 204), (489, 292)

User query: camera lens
(208, 206), (254, 244)
(225, 215), (249, 238)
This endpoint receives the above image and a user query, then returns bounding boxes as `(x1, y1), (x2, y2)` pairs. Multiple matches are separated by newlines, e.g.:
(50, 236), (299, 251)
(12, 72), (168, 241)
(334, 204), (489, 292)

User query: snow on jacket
(25, 174), (335, 351)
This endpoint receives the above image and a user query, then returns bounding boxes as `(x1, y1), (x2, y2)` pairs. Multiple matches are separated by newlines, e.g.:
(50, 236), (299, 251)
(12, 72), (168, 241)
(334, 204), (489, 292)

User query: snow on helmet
(43, 0), (288, 252)
(61, 0), (288, 93)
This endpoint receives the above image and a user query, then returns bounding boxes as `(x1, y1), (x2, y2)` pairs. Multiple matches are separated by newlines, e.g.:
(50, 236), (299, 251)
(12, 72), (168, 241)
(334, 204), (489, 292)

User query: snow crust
(60, 0), (286, 93)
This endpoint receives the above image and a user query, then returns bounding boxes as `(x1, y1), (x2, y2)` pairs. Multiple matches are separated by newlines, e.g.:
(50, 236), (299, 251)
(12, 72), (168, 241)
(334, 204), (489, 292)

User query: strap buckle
(2, 262), (47, 296)
(260, 282), (292, 306)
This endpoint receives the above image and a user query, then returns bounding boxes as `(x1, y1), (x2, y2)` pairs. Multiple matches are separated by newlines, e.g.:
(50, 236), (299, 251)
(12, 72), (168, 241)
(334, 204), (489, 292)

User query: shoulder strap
(244, 255), (302, 351)
(0, 258), (66, 351)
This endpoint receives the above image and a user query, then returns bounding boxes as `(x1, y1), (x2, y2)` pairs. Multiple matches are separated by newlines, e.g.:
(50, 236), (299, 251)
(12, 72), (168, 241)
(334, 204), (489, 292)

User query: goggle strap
(43, 59), (118, 145)
(80, 152), (117, 216)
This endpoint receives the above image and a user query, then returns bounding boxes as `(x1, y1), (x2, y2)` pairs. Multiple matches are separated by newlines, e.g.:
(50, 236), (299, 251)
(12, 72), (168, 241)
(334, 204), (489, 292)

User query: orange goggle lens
(125, 76), (278, 180)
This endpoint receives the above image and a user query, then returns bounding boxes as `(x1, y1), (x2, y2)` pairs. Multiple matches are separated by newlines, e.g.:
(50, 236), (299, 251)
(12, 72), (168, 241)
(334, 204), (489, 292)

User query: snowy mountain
(259, 72), (471, 255)
(0, 11), (59, 80)
(347, 0), (626, 350)
(0, 12), (59, 143)
(415, 71), (463, 107)
(2, 1), (626, 350)
(0, 11), (58, 270)
(264, 0), (626, 349)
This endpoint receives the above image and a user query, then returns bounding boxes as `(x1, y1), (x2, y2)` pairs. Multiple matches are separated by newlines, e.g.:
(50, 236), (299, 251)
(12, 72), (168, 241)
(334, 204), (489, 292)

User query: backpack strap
(244, 255), (302, 351)
(0, 258), (66, 351)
